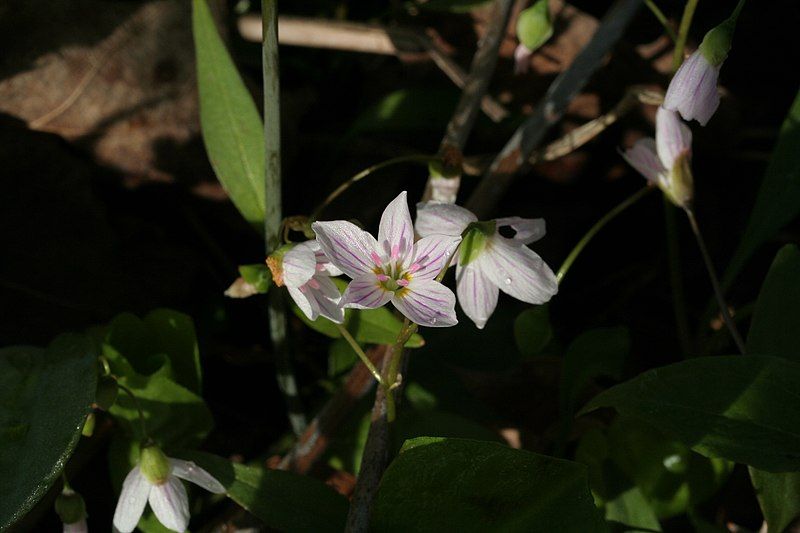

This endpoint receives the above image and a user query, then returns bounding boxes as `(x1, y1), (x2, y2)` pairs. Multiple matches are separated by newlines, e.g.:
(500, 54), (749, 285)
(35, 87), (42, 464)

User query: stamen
(370, 252), (383, 266)
(390, 244), (400, 260)
(397, 279), (409, 287)
(315, 263), (326, 271)
(376, 274), (390, 282)
(307, 278), (321, 290)
(407, 263), (421, 274)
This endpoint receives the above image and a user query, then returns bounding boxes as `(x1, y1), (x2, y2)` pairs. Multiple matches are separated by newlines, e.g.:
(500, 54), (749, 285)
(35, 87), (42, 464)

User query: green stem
(116, 381), (149, 440)
(335, 324), (383, 384)
(557, 187), (653, 284)
(310, 155), (439, 222)
(644, 0), (678, 42)
(263, 0), (307, 435)
(664, 199), (692, 355)
(685, 208), (746, 354)
(383, 320), (417, 423)
(671, 0), (700, 72)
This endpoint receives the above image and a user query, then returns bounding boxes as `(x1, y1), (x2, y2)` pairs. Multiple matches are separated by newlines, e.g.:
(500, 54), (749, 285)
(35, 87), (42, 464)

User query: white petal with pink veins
(655, 106), (692, 171)
(622, 138), (666, 186)
(282, 242), (317, 288)
(415, 202), (477, 238)
(391, 279), (457, 327)
(148, 477), (189, 532)
(482, 237), (558, 305)
(494, 217), (546, 245)
(403, 234), (461, 280)
(664, 50), (721, 126)
(312, 220), (380, 279)
(342, 276), (393, 310)
(169, 459), (225, 494)
(378, 191), (414, 260)
(113, 466), (151, 533)
(456, 259), (499, 329)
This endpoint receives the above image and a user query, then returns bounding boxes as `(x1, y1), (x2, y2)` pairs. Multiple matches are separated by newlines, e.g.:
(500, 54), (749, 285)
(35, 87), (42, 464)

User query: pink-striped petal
(655, 106), (692, 172)
(378, 191), (414, 261)
(342, 276), (393, 310)
(456, 259), (499, 329)
(308, 239), (343, 277)
(404, 234), (461, 280)
(282, 242), (317, 288)
(63, 519), (88, 533)
(310, 276), (345, 323)
(493, 217), (546, 245)
(621, 138), (666, 185)
(113, 467), (151, 533)
(148, 477), (189, 532)
(482, 236), (558, 305)
(312, 220), (380, 279)
(664, 50), (720, 126)
(415, 202), (477, 238)
(391, 279), (457, 327)
(169, 458), (225, 494)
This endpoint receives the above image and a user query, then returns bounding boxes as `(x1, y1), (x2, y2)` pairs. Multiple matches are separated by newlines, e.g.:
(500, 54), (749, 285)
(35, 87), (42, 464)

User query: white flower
(514, 44), (534, 75)
(113, 446), (225, 533)
(63, 520), (88, 533)
(622, 106), (693, 207)
(312, 191), (460, 328)
(281, 240), (345, 324)
(664, 50), (721, 126)
(415, 203), (558, 329)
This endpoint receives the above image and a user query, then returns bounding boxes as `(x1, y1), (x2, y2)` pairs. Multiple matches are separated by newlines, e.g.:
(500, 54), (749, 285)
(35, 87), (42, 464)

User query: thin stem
(664, 199), (692, 355)
(335, 324), (383, 384)
(116, 381), (149, 440)
(671, 0), (699, 72)
(685, 208), (746, 354)
(644, 0), (678, 42)
(557, 187), (653, 284)
(383, 319), (417, 423)
(263, 0), (307, 435)
(310, 155), (438, 222)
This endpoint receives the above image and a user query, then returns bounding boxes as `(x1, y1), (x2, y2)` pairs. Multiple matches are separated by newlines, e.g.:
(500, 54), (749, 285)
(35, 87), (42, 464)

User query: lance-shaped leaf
(193, 0), (265, 225)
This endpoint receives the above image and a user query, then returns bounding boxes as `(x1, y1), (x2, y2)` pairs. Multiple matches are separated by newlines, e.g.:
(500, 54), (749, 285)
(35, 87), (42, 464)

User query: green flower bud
(95, 375), (119, 411)
(667, 152), (694, 209)
(516, 0), (553, 52)
(698, 0), (746, 66)
(459, 221), (496, 266)
(81, 412), (95, 437)
(140, 444), (171, 485)
(55, 488), (87, 525)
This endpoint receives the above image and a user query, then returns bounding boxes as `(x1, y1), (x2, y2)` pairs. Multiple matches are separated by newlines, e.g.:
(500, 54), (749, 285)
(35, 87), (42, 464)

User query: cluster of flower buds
(268, 192), (558, 330)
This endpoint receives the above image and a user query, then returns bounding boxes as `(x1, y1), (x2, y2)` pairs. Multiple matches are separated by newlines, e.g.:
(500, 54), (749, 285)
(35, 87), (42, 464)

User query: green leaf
(392, 410), (502, 456)
(143, 309), (202, 393)
(514, 306), (553, 356)
(604, 485), (662, 532)
(746, 245), (800, 360)
(516, 0), (554, 51)
(749, 469), (800, 532)
(746, 245), (800, 531)
(193, 0), (265, 225)
(580, 355), (800, 472)
(372, 438), (605, 532)
(328, 337), (359, 377)
(0, 334), (97, 530)
(722, 89), (800, 290)
(239, 263), (272, 294)
(183, 451), (349, 533)
(291, 302), (425, 348)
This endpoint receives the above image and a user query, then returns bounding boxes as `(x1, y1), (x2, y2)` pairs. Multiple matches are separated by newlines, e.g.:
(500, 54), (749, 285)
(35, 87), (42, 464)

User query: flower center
(374, 258), (413, 294)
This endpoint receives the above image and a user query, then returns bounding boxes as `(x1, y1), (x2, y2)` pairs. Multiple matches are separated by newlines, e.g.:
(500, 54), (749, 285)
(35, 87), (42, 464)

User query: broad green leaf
(580, 355), (800, 472)
(746, 245), (800, 531)
(605, 485), (662, 532)
(746, 245), (800, 360)
(419, 0), (494, 13)
(239, 263), (272, 294)
(328, 337), (358, 377)
(392, 410), (502, 456)
(104, 310), (202, 393)
(722, 89), (800, 290)
(193, 0), (265, 225)
(0, 335), (97, 530)
(514, 306), (553, 356)
(372, 438), (605, 532)
(291, 302), (425, 347)
(183, 451), (349, 533)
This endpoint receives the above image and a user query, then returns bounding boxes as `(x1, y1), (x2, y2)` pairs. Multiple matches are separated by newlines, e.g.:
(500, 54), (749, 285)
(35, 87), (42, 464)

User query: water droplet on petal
(504, 277), (512, 285)
(430, 317), (437, 324)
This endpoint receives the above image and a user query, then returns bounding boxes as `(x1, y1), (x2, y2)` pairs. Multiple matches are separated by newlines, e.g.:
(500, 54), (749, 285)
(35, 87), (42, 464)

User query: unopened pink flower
(312, 192), (460, 327)
(282, 240), (345, 324)
(514, 43), (533, 75)
(416, 203), (558, 329)
(664, 50), (721, 126)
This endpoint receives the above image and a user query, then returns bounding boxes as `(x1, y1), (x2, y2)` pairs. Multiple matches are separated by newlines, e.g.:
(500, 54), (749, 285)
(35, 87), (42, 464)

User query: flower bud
(514, 0), (553, 74)
(698, 20), (734, 67)
(55, 487), (87, 526)
(94, 375), (118, 411)
(265, 244), (294, 287)
(667, 151), (694, 209)
(139, 444), (171, 485)
(81, 413), (95, 437)
(459, 221), (496, 266)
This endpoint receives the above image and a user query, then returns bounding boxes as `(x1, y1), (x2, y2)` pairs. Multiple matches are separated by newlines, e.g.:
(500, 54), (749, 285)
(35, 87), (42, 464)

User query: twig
(422, 0), (515, 202)
(278, 346), (388, 474)
(465, 0), (643, 218)
(238, 14), (508, 122)
(262, 0), (307, 435)
(685, 208), (747, 355)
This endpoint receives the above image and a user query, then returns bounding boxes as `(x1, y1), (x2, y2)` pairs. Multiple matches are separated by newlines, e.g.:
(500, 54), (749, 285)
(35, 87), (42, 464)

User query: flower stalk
(335, 323), (383, 384)
(671, 0), (699, 73)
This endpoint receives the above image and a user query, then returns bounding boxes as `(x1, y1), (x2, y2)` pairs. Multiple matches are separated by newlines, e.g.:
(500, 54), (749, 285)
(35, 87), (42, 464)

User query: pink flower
(416, 203), (558, 329)
(282, 240), (345, 324)
(312, 192), (460, 327)
(664, 50), (721, 126)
